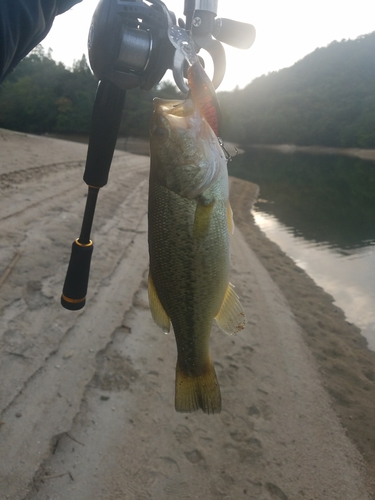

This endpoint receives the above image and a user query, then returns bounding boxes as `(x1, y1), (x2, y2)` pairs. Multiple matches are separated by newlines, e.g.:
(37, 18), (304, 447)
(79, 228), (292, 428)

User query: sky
(42, 0), (375, 91)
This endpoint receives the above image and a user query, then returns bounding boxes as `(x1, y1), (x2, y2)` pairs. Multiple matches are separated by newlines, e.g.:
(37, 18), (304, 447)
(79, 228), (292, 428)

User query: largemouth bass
(148, 96), (246, 414)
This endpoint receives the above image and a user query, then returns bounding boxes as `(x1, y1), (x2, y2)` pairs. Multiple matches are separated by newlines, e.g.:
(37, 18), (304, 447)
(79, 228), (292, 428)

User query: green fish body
(148, 98), (245, 414)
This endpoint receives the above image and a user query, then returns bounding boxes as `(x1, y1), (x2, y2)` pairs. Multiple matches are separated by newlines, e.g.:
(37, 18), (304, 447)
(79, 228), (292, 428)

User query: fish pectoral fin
(175, 360), (221, 414)
(148, 272), (171, 333)
(215, 283), (246, 335)
(193, 199), (215, 238)
(227, 201), (235, 234)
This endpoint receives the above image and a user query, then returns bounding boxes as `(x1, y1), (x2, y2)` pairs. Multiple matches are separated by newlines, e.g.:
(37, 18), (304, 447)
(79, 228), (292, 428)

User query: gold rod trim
(61, 294), (86, 304)
(75, 238), (93, 248)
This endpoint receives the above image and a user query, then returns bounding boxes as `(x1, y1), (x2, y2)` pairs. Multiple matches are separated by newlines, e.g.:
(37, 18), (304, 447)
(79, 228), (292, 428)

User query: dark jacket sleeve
(0, 0), (82, 83)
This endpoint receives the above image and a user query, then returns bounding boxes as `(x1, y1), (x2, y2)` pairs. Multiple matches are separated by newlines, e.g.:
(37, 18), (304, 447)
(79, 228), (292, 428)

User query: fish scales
(148, 178), (229, 372)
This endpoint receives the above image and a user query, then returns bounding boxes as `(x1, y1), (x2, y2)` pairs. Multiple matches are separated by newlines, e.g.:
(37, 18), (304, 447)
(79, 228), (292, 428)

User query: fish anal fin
(193, 199), (215, 238)
(148, 272), (171, 333)
(175, 360), (221, 414)
(227, 201), (234, 234)
(215, 283), (246, 335)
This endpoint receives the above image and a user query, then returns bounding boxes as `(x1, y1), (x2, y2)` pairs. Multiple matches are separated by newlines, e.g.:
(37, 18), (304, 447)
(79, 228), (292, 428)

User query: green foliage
(0, 47), (97, 134)
(219, 32), (375, 148)
(0, 46), (181, 138)
(5, 33), (374, 148)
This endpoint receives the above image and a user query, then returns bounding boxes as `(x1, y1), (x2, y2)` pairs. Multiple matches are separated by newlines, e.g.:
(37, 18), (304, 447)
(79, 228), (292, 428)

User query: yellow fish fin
(175, 360), (221, 414)
(148, 272), (171, 333)
(193, 200), (215, 238)
(215, 283), (246, 335)
(227, 201), (235, 234)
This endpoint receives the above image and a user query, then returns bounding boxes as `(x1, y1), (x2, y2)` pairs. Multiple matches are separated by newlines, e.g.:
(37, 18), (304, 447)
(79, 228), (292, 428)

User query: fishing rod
(61, 0), (256, 310)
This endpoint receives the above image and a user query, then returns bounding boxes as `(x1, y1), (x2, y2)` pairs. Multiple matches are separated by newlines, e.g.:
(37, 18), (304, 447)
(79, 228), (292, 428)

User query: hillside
(219, 31), (375, 148)
(2, 34), (375, 148)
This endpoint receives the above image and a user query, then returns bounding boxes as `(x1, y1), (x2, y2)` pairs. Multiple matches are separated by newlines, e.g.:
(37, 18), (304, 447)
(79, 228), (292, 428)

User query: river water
(228, 148), (375, 350)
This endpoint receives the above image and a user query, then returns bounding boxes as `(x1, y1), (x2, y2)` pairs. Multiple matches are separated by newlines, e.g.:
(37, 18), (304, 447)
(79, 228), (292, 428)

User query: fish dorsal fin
(227, 201), (234, 235)
(215, 283), (246, 335)
(148, 272), (171, 333)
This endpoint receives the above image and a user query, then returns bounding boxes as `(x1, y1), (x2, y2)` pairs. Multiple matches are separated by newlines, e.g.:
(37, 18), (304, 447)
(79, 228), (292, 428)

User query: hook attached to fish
(168, 25), (237, 160)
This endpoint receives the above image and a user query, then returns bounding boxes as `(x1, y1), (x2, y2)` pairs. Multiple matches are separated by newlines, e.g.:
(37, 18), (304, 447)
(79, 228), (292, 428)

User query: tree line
(0, 45), (179, 137)
(1, 32), (375, 148)
(0, 46), (97, 135)
(219, 31), (375, 148)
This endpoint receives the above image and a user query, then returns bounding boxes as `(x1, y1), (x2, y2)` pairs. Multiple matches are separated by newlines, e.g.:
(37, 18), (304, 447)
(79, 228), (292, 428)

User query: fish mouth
(153, 98), (200, 132)
(153, 98), (194, 117)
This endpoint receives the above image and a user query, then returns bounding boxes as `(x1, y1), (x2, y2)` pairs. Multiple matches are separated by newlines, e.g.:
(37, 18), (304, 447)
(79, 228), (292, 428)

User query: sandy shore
(1, 129), (375, 499)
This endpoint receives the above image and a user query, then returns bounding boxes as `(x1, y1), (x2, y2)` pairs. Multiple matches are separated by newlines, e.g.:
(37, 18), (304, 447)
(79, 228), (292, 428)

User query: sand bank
(0, 129), (374, 499)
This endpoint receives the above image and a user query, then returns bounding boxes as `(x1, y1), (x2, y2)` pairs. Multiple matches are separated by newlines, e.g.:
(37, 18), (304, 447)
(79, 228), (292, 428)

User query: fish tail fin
(175, 360), (221, 414)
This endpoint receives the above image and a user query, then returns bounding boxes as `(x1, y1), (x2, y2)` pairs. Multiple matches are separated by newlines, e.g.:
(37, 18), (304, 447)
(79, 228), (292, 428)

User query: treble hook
(218, 137), (238, 162)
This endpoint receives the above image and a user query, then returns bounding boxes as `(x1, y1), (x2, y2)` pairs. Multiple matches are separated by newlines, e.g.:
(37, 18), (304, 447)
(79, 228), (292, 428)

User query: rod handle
(61, 239), (94, 310)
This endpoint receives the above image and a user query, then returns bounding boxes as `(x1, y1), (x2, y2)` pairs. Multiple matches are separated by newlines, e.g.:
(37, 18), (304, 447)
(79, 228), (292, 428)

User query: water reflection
(229, 149), (375, 251)
(229, 148), (375, 349)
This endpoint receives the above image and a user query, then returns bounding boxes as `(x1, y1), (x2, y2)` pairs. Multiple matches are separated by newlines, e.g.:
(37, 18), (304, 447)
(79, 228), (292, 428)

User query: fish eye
(153, 127), (168, 142)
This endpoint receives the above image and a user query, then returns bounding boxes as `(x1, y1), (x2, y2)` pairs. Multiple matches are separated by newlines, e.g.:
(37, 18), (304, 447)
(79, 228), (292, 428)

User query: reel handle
(61, 80), (126, 310)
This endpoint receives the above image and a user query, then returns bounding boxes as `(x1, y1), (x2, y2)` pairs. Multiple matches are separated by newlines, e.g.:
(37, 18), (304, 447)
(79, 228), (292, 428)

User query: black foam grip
(61, 240), (94, 310)
(83, 80), (126, 188)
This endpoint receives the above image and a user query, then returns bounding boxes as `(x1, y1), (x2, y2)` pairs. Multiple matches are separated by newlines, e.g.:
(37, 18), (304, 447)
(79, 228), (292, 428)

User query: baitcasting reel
(88, 0), (256, 92)
(88, 0), (176, 91)
(61, 0), (255, 310)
